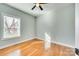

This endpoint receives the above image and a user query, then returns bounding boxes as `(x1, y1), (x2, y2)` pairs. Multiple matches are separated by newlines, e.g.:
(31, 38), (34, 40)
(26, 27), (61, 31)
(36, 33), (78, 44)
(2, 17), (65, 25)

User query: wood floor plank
(0, 39), (75, 56)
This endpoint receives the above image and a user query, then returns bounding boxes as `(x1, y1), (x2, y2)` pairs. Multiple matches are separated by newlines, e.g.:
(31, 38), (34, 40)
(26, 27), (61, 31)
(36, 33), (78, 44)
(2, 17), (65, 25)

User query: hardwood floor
(0, 39), (75, 56)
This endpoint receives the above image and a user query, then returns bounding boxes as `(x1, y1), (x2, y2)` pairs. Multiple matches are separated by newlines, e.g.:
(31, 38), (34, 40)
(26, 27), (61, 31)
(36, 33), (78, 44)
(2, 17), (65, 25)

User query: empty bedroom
(0, 3), (75, 56)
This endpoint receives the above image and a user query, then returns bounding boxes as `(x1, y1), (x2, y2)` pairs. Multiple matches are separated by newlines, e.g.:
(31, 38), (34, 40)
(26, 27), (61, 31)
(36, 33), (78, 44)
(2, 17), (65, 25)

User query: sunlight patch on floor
(6, 49), (21, 56)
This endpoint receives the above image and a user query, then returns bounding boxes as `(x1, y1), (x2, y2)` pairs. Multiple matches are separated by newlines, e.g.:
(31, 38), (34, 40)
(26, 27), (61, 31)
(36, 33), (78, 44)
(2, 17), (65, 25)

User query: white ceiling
(7, 3), (74, 17)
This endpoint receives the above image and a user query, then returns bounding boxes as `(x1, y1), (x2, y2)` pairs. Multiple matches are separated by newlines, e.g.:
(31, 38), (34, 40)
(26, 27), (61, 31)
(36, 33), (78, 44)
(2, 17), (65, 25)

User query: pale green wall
(36, 4), (75, 47)
(0, 4), (35, 49)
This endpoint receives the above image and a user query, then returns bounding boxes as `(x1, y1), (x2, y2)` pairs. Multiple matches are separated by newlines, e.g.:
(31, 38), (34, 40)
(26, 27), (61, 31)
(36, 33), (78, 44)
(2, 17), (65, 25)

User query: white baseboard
(0, 37), (74, 49)
(34, 37), (44, 40)
(34, 37), (74, 48)
(0, 38), (34, 49)
(52, 41), (74, 48)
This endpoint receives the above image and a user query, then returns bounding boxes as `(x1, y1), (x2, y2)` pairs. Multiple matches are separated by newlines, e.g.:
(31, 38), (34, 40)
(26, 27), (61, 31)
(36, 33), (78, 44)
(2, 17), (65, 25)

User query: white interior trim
(0, 38), (34, 49)
(35, 37), (74, 48)
(52, 41), (74, 48)
(0, 37), (74, 49)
